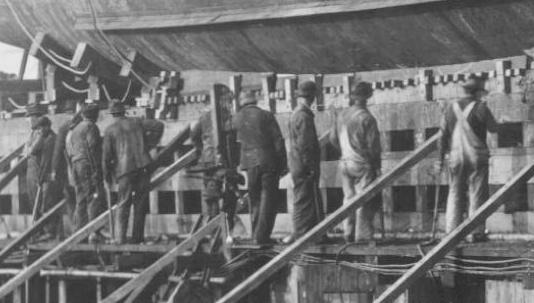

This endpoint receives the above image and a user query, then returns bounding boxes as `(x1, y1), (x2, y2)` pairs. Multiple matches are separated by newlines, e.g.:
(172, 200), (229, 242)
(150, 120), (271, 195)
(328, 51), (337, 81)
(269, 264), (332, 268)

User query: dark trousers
(72, 160), (104, 231)
(291, 173), (324, 238)
(116, 169), (150, 244)
(247, 166), (278, 243)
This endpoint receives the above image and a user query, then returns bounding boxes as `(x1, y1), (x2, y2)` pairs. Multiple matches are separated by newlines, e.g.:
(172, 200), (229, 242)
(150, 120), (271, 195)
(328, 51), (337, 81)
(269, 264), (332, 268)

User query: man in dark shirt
(439, 75), (498, 242)
(233, 90), (287, 245)
(285, 81), (324, 244)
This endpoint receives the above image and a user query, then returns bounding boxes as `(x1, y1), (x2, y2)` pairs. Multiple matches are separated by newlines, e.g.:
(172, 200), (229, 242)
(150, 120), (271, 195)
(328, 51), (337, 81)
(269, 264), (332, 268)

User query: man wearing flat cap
(285, 80), (324, 244)
(438, 75), (499, 242)
(103, 100), (152, 244)
(330, 81), (381, 243)
(66, 103), (104, 241)
(24, 106), (60, 240)
(233, 90), (287, 245)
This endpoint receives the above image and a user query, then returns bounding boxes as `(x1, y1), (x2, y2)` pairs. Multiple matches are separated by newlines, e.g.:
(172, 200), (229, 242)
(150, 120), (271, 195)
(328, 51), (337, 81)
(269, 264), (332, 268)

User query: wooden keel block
(261, 72), (277, 113)
(418, 69), (434, 101)
(71, 42), (122, 82)
(314, 74), (324, 111)
(44, 65), (57, 102)
(119, 50), (162, 78)
(342, 75), (354, 107)
(495, 60), (512, 94)
(29, 32), (70, 64)
(284, 77), (298, 110)
(229, 74), (242, 112)
(86, 76), (99, 103)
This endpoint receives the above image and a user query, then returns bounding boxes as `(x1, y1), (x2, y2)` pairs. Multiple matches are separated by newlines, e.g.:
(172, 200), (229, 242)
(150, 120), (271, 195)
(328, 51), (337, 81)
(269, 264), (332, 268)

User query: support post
(418, 69), (434, 101)
(229, 74), (242, 112)
(495, 60), (512, 94)
(262, 73), (277, 113)
(58, 279), (66, 303)
(284, 77), (298, 110)
(314, 74), (324, 111)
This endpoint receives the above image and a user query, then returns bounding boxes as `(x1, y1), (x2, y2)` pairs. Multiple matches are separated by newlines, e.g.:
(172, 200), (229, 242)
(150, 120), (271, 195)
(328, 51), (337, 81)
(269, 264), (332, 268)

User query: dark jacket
(66, 118), (103, 180)
(289, 104), (320, 177)
(142, 119), (165, 151)
(232, 104), (286, 171)
(102, 117), (151, 181)
(26, 128), (56, 183)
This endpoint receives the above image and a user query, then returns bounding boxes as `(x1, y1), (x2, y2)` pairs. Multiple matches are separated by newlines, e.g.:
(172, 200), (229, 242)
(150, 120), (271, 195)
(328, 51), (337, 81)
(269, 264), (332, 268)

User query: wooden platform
(19, 239), (534, 259)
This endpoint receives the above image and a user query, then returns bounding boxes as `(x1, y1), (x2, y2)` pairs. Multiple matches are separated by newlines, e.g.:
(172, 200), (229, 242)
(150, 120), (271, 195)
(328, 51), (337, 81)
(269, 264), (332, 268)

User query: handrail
(374, 162), (534, 303)
(0, 200), (66, 264)
(0, 128), (197, 299)
(216, 133), (441, 303)
(0, 144), (24, 174)
(100, 214), (224, 303)
(0, 156), (27, 194)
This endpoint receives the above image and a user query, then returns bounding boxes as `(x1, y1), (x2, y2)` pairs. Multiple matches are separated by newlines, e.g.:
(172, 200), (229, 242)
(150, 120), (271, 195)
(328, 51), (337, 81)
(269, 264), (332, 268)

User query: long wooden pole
(0, 150), (197, 299)
(100, 214), (224, 303)
(374, 162), (534, 303)
(0, 200), (66, 264)
(216, 133), (440, 303)
(0, 144), (24, 173)
(0, 156), (27, 193)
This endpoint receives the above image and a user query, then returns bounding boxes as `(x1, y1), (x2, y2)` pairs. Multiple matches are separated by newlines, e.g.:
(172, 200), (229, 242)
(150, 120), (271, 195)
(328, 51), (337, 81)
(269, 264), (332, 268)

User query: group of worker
(22, 72), (496, 246)
(196, 74), (497, 245)
(24, 99), (164, 244)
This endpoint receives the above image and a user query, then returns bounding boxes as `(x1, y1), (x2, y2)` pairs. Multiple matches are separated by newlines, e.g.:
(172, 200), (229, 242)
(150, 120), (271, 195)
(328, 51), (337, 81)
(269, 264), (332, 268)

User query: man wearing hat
(103, 100), (152, 244)
(285, 80), (324, 244)
(233, 90), (287, 245)
(438, 75), (499, 242)
(24, 109), (60, 239)
(65, 103), (104, 240)
(51, 99), (83, 235)
(330, 81), (381, 243)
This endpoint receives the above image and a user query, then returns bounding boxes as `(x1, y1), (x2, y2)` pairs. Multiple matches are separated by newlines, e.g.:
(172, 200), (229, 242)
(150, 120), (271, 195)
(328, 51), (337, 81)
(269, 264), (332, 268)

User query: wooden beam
(75, 0), (447, 31)
(29, 33), (70, 65)
(216, 133), (440, 303)
(0, 200), (66, 264)
(119, 50), (162, 78)
(150, 124), (192, 172)
(150, 149), (197, 189)
(0, 81), (41, 93)
(0, 144), (23, 175)
(0, 148), (197, 299)
(70, 42), (122, 82)
(0, 156), (27, 194)
(100, 214), (224, 303)
(374, 163), (534, 303)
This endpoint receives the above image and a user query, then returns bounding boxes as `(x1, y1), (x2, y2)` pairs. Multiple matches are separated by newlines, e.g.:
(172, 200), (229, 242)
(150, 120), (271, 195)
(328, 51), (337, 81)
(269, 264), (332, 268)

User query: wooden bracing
(216, 133), (441, 303)
(0, 144), (24, 174)
(0, 125), (196, 299)
(373, 162), (534, 303)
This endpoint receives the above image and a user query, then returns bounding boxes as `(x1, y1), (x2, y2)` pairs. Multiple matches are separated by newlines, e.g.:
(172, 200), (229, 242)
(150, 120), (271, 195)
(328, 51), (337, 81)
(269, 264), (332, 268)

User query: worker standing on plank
(329, 81), (382, 243)
(190, 104), (239, 229)
(24, 106), (60, 240)
(439, 75), (499, 242)
(102, 100), (152, 244)
(233, 90), (287, 245)
(51, 99), (82, 236)
(65, 103), (105, 243)
(284, 81), (324, 244)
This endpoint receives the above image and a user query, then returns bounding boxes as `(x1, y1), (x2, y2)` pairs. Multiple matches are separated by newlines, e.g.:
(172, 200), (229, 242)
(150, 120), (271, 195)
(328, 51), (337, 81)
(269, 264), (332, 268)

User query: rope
(48, 49), (72, 64)
(4, 0), (91, 76)
(62, 81), (89, 94)
(101, 80), (132, 103)
(7, 97), (25, 109)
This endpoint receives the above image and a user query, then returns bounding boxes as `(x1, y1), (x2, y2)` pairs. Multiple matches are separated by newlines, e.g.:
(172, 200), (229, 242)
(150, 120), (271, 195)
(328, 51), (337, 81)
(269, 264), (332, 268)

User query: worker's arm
(483, 102), (499, 133)
(102, 131), (114, 184)
(365, 117), (382, 171)
(267, 113), (287, 175)
(87, 124), (103, 181)
(438, 105), (451, 168)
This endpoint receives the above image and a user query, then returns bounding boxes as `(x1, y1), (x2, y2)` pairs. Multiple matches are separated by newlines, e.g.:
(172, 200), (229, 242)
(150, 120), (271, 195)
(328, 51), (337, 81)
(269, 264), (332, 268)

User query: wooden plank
(150, 124), (192, 173)
(0, 144), (23, 174)
(150, 148), (197, 189)
(0, 156), (27, 194)
(0, 149), (197, 299)
(75, 0), (447, 31)
(100, 214), (224, 303)
(374, 162), (534, 303)
(216, 133), (440, 303)
(119, 49), (162, 78)
(0, 200), (66, 264)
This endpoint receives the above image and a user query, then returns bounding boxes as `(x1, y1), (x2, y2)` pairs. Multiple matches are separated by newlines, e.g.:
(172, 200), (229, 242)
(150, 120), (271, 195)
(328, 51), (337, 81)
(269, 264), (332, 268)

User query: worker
(284, 81), (324, 244)
(24, 106), (60, 240)
(439, 75), (498, 242)
(65, 103), (105, 242)
(329, 81), (381, 243)
(233, 90), (287, 245)
(102, 100), (152, 244)
(51, 99), (82, 235)
(190, 102), (239, 229)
